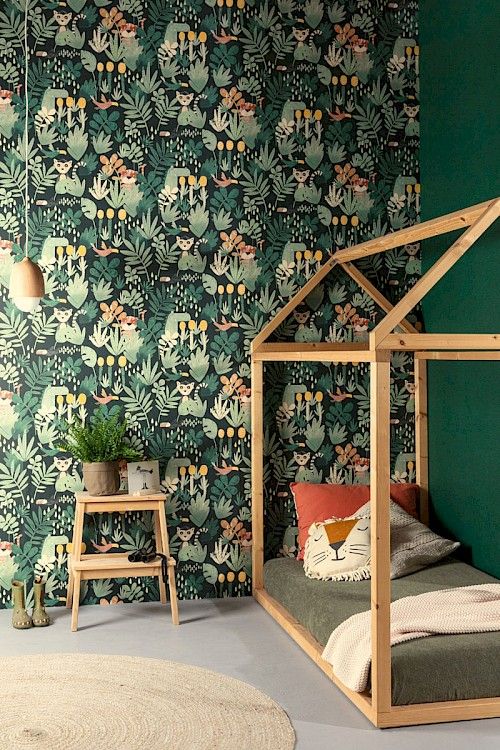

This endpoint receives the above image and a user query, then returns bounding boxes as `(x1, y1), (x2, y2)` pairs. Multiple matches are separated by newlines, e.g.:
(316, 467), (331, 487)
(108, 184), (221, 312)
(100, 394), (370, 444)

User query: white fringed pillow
(304, 515), (371, 582)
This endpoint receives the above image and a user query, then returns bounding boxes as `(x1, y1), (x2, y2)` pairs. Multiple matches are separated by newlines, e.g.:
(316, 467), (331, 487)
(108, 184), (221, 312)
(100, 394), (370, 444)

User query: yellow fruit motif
(118, 62), (126, 74)
(66, 96), (74, 107)
(237, 0), (245, 7)
(179, 31), (185, 41)
(106, 355), (114, 366)
(106, 208), (114, 219)
(340, 215), (348, 225)
(226, 140), (234, 151)
(226, 283), (234, 294)
(179, 466), (187, 476)
(332, 216), (339, 225)
(198, 31), (207, 43)
(179, 175), (186, 186)
(238, 571), (246, 582)
(351, 216), (359, 227)
(56, 246), (64, 256)
(340, 74), (348, 85)
(303, 109), (311, 119)
(179, 321), (186, 330)
(227, 571), (235, 583)
(106, 62), (114, 72)
(217, 284), (224, 294)
(304, 391), (312, 402)
(78, 246), (86, 257)
(237, 141), (245, 152)
(199, 465), (208, 476)
(314, 109), (322, 120)
(118, 356), (127, 367)
(237, 284), (245, 295)
(227, 427), (235, 438)
(188, 175), (196, 185)
(218, 573), (225, 583)
(315, 391), (323, 402)
(77, 393), (87, 405)
(56, 97), (64, 107)
(217, 141), (224, 151)
(295, 110), (302, 120)
(118, 209), (127, 220)
(218, 428), (225, 439)
(314, 250), (322, 261)
(199, 176), (208, 187)
(304, 249), (312, 260)
(56, 395), (64, 405)
(188, 319), (196, 330)
(188, 31), (196, 41)
(188, 464), (196, 475)
(238, 427), (246, 438)
(97, 209), (104, 220)
(66, 245), (74, 255)
(332, 76), (338, 85)
(56, 544), (64, 554)
(97, 63), (104, 72)
(199, 320), (208, 331)
(66, 394), (74, 404)
(296, 393), (302, 402)
(77, 97), (86, 109)
(351, 76), (359, 87)
(97, 357), (105, 367)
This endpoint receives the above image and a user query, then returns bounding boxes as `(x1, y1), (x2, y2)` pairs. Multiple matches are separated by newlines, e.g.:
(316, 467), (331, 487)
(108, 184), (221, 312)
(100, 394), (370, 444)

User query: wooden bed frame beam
(377, 334), (500, 351)
(250, 199), (500, 728)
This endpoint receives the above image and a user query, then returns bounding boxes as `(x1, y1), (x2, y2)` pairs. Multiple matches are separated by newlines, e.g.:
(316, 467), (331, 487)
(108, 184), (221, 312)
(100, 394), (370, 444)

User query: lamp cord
(24, 0), (29, 258)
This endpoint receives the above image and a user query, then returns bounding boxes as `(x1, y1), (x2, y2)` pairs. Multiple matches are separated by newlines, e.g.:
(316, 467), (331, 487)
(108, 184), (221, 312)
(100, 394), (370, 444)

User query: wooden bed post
(251, 357), (264, 592)
(415, 356), (429, 525)
(370, 353), (392, 717)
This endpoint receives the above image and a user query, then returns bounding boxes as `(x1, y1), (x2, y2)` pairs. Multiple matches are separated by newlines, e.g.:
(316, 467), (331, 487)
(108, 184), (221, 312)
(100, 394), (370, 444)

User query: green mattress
(264, 557), (500, 705)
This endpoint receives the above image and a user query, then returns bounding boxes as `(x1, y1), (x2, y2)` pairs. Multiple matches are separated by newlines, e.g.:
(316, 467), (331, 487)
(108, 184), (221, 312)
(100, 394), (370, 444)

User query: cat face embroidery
(308, 518), (370, 568)
(54, 11), (72, 31)
(54, 159), (73, 178)
(293, 451), (310, 467)
(54, 308), (72, 324)
(404, 103), (419, 119)
(177, 523), (195, 547)
(177, 237), (195, 255)
(54, 457), (72, 472)
(293, 168), (310, 184)
(176, 92), (194, 111)
(405, 243), (419, 256)
(177, 381), (195, 400)
(292, 28), (309, 44)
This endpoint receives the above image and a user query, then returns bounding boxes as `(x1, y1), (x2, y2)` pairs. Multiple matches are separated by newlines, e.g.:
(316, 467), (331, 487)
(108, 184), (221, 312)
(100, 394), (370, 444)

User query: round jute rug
(2, 653), (295, 750)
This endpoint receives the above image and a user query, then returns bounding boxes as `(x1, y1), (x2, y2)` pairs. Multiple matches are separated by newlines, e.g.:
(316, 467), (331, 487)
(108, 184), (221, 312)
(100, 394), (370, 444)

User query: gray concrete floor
(1, 598), (498, 749)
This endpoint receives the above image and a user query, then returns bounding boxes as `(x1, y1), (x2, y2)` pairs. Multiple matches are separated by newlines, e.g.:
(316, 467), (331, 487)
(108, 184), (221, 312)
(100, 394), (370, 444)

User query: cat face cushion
(304, 515), (371, 581)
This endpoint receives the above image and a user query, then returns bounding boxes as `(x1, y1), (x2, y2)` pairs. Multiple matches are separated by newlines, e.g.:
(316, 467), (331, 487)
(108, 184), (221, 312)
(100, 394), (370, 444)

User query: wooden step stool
(66, 492), (179, 631)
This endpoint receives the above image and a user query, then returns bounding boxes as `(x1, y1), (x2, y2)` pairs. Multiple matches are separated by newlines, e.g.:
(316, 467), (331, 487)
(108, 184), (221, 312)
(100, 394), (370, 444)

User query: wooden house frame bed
(250, 198), (500, 728)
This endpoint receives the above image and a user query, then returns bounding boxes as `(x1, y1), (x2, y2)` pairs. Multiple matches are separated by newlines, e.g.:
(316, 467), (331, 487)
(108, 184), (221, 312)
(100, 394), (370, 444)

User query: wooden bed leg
(251, 358), (264, 592)
(370, 355), (392, 718)
(415, 356), (429, 525)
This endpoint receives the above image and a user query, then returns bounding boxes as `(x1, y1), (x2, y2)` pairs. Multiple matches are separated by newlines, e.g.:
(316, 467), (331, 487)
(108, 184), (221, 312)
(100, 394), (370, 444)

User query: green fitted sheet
(263, 557), (500, 705)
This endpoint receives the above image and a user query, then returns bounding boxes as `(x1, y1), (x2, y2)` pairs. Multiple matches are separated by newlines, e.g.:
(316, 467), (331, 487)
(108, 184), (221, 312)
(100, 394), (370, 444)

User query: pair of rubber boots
(12, 579), (51, 629)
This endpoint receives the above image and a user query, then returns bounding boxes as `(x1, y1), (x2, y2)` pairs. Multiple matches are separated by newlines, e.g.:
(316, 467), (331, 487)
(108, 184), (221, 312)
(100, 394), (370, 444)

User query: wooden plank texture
(414, 357), (429, 525)
(251, 358), (264, 591)
(378, 334), (500, 351)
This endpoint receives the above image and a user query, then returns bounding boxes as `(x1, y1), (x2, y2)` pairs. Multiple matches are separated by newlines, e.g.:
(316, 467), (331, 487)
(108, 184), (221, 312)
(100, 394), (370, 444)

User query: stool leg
(66, 559), (74, 609)
(154, 509), (167, 605)
(70, 503), (85, 629)
(71, 571), (81, 632)
(158, 504), (179, 625)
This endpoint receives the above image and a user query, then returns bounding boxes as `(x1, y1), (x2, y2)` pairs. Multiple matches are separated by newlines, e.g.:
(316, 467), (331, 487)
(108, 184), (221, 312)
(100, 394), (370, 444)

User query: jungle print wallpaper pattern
(0, 0), (419, 607)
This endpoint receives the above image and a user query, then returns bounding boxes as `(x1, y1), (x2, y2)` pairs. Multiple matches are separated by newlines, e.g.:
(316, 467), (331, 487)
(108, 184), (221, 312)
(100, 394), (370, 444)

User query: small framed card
(127, 460), (160, 496)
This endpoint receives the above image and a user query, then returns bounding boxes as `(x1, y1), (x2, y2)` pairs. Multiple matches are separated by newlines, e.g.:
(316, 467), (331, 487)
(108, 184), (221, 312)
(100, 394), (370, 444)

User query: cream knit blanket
(322, 584), (500, 693)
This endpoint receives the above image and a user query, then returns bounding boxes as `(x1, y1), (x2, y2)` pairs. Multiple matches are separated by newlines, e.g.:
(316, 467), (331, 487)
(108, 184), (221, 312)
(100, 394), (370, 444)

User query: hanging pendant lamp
(9, 2), (44, 312)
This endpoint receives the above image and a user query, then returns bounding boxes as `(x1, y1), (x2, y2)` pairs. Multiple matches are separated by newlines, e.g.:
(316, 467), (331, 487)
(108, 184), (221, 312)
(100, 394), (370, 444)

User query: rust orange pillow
(291, 482), (419, 560)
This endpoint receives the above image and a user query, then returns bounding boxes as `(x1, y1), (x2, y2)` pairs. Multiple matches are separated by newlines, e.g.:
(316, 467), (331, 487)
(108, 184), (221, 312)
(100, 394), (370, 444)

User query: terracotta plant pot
(82, 461), (120, 496)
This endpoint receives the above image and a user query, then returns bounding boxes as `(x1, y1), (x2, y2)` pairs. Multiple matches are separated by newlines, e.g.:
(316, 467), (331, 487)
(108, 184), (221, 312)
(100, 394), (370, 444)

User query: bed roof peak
(252, 197), (499, 352)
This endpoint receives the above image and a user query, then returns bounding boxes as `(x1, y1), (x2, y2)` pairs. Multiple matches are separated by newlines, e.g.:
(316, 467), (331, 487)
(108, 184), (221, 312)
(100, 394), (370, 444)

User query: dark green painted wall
(420, 1), (500, 577)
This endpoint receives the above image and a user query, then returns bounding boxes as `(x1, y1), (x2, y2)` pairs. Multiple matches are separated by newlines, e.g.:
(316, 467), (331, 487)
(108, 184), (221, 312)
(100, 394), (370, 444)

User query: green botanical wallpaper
(0, 0), (419, 606)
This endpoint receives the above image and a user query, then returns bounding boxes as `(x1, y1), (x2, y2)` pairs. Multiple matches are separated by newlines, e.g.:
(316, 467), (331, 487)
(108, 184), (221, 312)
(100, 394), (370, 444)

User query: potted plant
(60, 411), (141, 496)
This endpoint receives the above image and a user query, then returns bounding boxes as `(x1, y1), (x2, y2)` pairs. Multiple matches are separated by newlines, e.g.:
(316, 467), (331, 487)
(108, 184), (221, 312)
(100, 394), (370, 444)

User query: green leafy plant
(59, 411), (141, 464)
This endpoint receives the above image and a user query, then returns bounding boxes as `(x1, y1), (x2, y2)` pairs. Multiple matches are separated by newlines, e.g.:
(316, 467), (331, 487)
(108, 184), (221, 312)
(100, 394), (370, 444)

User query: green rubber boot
(32, 579), (51, 627)
(12, 580), (33, 629)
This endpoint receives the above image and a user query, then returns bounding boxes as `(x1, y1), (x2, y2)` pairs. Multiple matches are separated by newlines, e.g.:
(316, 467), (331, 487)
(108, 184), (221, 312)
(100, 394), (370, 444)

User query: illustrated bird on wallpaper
(212, 461), (239, 476)
(93, 390), (119, 405)
(91, 538), (119, 553)
(211, 29), (238, 44)
(328, 106), (352, 121)
(328, 387), (354, 402)
(212, 172), (238, 188)
(213, 316), (239, 331)
(92, 95), (119, 110)
(93, 242), (120, 256)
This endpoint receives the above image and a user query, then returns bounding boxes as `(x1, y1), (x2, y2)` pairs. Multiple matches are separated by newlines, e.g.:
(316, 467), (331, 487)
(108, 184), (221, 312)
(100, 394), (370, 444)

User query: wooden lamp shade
(9, 257), (45, 312)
